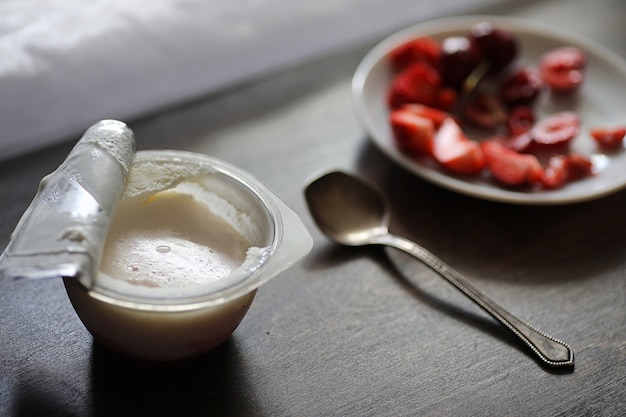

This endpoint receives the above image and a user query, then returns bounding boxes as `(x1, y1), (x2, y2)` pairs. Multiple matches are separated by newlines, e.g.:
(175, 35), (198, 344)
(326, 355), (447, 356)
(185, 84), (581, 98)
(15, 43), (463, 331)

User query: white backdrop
(0, 0), (505, 160)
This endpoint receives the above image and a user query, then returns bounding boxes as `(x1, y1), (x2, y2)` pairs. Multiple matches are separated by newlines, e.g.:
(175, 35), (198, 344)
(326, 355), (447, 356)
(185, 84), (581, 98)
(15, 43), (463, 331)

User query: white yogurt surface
(93, 156), (271, 300)
(99, 191), (250, 289)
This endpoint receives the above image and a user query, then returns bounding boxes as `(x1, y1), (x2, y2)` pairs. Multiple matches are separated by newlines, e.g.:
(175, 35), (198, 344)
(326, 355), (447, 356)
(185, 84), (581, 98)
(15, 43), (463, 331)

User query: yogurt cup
(64, 150), (312, 361)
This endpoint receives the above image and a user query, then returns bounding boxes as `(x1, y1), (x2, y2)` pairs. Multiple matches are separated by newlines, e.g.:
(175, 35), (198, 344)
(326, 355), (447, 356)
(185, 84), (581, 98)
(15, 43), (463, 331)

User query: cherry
(500, 67), (544, 107)
(539, 46), (587, 93)
(462, 92), (506, 131)
(439, 36), (482, 90)
(507, 106), (535, 136)
(469, 22), (518, 75)
(529, 112), (580, 147)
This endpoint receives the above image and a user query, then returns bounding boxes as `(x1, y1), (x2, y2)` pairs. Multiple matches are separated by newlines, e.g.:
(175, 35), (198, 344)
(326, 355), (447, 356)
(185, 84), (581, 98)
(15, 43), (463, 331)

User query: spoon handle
(377, 233), (574, 368)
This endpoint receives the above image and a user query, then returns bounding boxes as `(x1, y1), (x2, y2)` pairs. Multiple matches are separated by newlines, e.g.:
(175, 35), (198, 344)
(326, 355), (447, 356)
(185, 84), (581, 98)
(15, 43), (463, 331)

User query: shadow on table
(89, 339), (259, 417)
(385, 248), (575, 374)
(10, 377), (85, 417)
(305, 227), (574, 374)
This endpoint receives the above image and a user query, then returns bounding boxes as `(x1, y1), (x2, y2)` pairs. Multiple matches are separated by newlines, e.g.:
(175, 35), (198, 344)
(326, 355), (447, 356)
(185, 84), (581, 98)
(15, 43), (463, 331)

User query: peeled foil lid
(0, 120), (136, 287)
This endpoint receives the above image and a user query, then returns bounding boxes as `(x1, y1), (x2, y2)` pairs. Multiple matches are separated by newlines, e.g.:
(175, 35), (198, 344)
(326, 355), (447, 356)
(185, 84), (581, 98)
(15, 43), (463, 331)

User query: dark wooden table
(2, 1), (625, 415)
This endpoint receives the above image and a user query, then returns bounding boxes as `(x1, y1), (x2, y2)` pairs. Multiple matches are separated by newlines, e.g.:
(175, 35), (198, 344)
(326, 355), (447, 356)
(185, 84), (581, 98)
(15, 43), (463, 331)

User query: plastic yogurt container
(64, 150), (312, 361)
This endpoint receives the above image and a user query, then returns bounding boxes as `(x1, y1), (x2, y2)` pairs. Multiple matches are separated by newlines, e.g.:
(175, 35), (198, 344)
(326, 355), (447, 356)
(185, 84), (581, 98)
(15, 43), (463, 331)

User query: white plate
(352, 15), (626, 205)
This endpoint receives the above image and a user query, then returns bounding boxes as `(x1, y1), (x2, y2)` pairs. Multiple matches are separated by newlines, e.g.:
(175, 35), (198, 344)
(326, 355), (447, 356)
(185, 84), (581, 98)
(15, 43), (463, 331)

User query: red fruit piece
(567, 153), (594, 179)
(398, 103), (456, 129)
(539, 46), (587, 93)
(387, 62), (441, 108)
(440, 36), (482, 90)
(540, 155), (571, 189)
(390, 108), (435, 155)
(507, 106), (535, 137)
(529, 112), (580, 147)
(481, 140), (543, 186)
(500, 67), (544, 107)
(590, 125), (626, 148)
(433, 118), (486, 175)
(506, 132), (534, 153)
(389, 36), (441, 71)
(469, 22), (518, 75)
(435, 87), (458, 112)
(463, 92), (507, 131)
(541, 153), (594, 188)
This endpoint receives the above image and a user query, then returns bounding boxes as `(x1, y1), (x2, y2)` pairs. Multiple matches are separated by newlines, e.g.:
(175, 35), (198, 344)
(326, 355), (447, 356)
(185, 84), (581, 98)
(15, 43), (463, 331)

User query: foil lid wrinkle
(0, 120), (136, 287)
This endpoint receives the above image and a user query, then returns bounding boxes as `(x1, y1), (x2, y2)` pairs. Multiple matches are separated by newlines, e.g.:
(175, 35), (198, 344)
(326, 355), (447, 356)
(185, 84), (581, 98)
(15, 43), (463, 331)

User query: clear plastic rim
(84, 150), (283, 312)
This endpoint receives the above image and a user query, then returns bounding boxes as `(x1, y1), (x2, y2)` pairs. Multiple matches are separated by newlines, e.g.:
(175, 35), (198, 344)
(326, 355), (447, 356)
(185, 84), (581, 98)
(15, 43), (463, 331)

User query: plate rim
(352, 15), (626, 205)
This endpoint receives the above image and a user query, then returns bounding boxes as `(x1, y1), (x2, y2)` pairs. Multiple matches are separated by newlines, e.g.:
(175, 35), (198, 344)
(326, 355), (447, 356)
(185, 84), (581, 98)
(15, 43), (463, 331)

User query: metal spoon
(304, 170), (574, 368)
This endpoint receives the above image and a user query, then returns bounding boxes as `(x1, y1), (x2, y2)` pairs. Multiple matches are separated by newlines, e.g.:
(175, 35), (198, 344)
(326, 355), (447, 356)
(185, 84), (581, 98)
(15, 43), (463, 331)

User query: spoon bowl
(305, 170), (574, 368)
(305, 171), (390, 246)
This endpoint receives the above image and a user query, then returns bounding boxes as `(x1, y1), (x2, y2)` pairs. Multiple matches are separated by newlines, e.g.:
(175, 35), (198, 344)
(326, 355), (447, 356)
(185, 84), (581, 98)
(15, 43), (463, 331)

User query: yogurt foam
(94, 156), (270, 300)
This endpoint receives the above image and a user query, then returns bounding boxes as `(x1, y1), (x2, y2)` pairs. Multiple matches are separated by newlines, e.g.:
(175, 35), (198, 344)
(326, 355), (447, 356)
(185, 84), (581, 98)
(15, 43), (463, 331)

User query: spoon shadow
(377, 245), (574, 374)
(304, 240), (572, 373)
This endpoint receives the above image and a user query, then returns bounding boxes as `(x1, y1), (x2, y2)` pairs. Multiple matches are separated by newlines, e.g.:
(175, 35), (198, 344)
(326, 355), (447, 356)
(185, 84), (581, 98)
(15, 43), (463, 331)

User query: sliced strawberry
(539, 47), (587, 93)
(481, 140), (543, 186)
(567, 153), (594, 179)
(433, 118), (485, 175)
(529, 112), (580, 147)
(506, 106), (535, 137)
(398, 103), (455, 129)
(540, 155), (571, 189)
(590, 125), (626, 148)
(389, 36), (441, 71)
(387, 62), (441, 109)
(390, 108), (435, 155)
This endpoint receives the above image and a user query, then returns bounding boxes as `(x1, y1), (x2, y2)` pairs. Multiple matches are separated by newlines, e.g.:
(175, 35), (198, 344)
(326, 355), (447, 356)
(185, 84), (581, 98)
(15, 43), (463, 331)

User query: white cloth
(0, 0), (504, 161)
